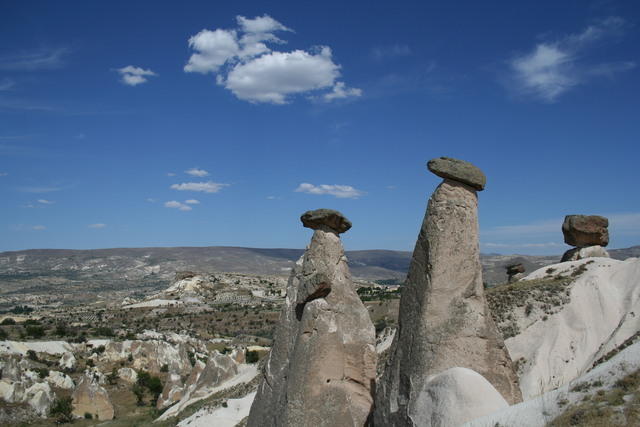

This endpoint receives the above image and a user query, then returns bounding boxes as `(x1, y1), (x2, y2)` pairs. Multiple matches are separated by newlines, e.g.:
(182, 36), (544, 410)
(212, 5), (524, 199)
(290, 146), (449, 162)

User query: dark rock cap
(300, 209), (352, 234)
(505, 263), (525, 275)
(562, 215), (609, 247)
(427, 157), (486, 191)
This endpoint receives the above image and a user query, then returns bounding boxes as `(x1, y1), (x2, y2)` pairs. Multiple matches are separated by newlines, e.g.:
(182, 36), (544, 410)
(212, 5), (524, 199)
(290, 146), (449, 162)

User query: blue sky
(1, 0), (639, 254)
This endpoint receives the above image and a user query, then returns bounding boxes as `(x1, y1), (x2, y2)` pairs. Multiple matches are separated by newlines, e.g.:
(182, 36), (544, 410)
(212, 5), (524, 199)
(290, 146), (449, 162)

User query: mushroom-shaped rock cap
(427, 157), (486, 191)
(300, 209), (352, 234)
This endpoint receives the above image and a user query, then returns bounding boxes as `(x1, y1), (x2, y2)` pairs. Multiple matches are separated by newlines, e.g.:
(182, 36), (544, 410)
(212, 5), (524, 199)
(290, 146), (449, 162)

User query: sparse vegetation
(551, 369), (640, 426)
(49, 396), (73, 423)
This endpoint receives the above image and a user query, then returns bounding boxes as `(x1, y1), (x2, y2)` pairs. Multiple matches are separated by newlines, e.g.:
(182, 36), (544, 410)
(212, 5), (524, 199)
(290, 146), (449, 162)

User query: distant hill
(0, 245), (637, 295)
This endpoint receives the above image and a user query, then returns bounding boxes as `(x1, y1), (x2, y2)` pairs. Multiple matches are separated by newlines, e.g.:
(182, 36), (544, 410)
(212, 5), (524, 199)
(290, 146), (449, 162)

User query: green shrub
(84, 412), (93, 419)
(0, 329), (7, 339)
(1, 317), (16, 325)
(49, 396), (73, 423)
(27, 349), (38, 361)
(160, 364), (169, 373)
(25, 325), (45, 338)
(36, 367), (49, 379)
(246, 350), (260, 364)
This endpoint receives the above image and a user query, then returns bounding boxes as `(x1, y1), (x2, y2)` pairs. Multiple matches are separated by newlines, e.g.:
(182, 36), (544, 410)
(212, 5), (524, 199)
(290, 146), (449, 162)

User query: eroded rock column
(248, 209), (376, 427)
(374, 157), (522, 426)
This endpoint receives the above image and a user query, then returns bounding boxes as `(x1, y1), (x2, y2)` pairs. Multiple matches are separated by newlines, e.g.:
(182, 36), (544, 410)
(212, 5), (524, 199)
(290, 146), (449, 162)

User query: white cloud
(295, 183), (364, 199)
(88, 223), (106, 229)
(170, 181), (228, 193)
(185, 168), (209, 177)
(322, 81), (363, 102)
(167, 172), (176, 177)
(146, 198), (157, 203)
(32, 225), (46, 230)
(165, 200), (192, 211)
(0, 47), (70, 71)
(184, 15), (360, 104)
(18, 185), (63, 193)
(509, 17), (634, 102)
(117, 65), (157, 86)
(37, 199), (54, 204)
(185, 199), (200, 204)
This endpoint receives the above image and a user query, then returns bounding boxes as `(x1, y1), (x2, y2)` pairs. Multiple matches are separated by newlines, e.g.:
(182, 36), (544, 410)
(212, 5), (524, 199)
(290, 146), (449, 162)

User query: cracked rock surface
(248, 210), (376, 427)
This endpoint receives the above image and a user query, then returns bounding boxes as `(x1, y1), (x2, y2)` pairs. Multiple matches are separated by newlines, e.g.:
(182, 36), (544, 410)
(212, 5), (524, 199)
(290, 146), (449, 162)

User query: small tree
(49, 396), (73, 423)
(246, 350), (260, 364)
(132, 384), (145, 406)
(107, 367), (119, 385)
(1, 317), (16, 325)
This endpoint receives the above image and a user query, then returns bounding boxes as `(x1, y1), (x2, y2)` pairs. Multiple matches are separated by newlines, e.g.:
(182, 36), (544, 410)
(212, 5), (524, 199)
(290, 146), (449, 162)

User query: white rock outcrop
(506, 257), (640, 399)
(414, 367), (508, 427)
(47, 370), (74, 390)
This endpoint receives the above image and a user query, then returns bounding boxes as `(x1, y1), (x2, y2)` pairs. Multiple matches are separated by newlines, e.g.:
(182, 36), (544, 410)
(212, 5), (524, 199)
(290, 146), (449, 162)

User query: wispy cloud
(166, 172), (176, 177)
(508, 16), (635, 102)
(370, 44), (411, 61)
(18, 185), (63, 193)
(37, 199), (54, 205)
(0, 47), (70, 71)
(295, 183), (364, 199)
(170, 181), (228, 193)
(184, 15), (360, 104)
(482, 242), (563, 249)
(165, 200), (192, 211)
(88, 223), (106, 229)
(184, 199), (200, 204)
(116, 65), (157, 86)
(0, 78), (15, 91)
(185, 168), (209, 177)
(32, 225), (46, 231)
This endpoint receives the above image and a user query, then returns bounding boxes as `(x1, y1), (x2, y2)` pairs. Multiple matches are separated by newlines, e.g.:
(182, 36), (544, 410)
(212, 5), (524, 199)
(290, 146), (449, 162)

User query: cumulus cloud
(185, 199), (200, 204)
(32, 225), (46, 230)
(117, 65), (157, 86)
(185, 168), (209, 177)
(184, 15), (360, 104)
(509, 17), (635, 102)
(170, 181), (228, 193)
(37, 199), (54, 204)
(88, 223), (106, 229)
(295, 183), (364, 199)
(164, 200), (192, 211)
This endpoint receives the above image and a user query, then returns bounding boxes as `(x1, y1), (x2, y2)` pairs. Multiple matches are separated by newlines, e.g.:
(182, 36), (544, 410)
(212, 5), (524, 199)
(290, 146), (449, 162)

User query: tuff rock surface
(374, 162), (521, 426)
(562, 215), (609, 247)
(561, 245), (610, 262)
(71, 372), (115, 420)
(407, 367), (509, 427)
(248, 210), (376, 427)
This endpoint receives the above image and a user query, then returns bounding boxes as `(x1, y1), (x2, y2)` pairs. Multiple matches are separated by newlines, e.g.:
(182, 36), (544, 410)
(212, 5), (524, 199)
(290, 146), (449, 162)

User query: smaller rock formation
(561, 215), (610, 262)
(157, 374), (184, 409)
(248, 209), (376, 427)
(25, 382), (54, 417)
(117, 367), (138, 384)
(58, 352), (76, 371)
(505, 263), (525, 283)
(46, 371), (74, 390)
(72, 372), (115, 420)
